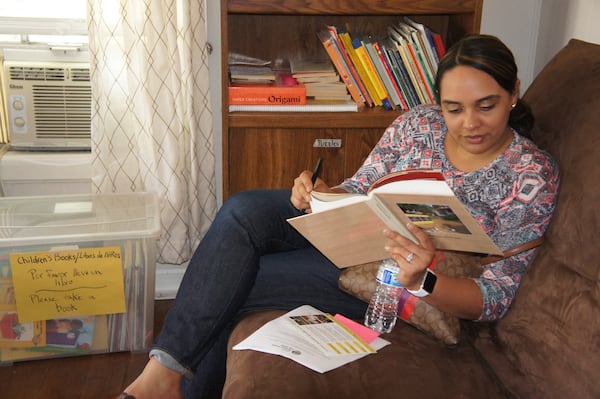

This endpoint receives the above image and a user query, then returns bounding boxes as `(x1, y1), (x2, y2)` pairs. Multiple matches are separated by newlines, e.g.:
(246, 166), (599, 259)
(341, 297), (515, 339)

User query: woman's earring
(511, 103), (516, 109)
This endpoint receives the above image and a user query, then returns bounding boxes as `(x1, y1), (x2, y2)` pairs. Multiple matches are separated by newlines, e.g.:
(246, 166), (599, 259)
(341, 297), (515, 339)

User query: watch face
(423, 270), (437, 293)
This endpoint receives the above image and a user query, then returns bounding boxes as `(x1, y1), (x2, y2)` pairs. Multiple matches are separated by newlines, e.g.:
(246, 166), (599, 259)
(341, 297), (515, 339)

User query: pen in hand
(311, 157), (323, 186)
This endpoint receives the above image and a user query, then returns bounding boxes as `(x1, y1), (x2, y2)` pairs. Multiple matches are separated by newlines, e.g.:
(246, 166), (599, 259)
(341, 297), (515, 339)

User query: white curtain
(87, 0), (216, 264)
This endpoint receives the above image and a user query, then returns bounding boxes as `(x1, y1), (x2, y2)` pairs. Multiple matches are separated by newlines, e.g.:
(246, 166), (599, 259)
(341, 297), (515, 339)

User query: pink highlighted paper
(334, 313), (380, 344)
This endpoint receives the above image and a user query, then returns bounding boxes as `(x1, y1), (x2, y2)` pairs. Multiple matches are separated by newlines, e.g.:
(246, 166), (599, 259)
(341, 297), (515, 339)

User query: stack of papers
(232, 305), (390, 373)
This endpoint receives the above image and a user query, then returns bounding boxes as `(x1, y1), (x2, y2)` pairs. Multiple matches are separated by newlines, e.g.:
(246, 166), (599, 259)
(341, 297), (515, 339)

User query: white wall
(536, 0), (600, 74)
(481, 0), (542, 93)
(481, 0), (600, 92)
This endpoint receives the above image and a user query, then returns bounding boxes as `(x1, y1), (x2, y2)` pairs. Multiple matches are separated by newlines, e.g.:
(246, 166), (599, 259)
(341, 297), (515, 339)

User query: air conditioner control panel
(8, 94), (27, 134)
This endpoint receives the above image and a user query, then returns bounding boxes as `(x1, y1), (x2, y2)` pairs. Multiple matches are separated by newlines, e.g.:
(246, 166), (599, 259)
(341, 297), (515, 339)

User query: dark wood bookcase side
(221, 0), (483, 198)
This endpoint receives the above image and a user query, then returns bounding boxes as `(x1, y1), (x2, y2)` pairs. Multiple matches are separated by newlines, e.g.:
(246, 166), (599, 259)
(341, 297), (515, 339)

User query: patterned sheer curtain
(86, 0), (216, 264)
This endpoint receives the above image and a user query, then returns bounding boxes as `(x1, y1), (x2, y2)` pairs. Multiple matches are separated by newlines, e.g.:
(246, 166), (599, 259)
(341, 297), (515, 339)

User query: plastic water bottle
(364, 258), (403, 333)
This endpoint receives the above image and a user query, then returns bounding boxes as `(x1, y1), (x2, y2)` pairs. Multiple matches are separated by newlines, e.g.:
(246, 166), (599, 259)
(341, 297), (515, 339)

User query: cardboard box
(0, 192), (160, 363)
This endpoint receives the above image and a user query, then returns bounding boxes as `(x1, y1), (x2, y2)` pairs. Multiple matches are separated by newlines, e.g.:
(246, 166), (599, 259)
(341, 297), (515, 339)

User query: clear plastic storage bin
(0, 192), (160, 364)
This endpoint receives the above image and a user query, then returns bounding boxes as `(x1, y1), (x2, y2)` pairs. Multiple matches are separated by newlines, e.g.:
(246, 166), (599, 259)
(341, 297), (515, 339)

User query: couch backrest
(473, 39), (600, 398)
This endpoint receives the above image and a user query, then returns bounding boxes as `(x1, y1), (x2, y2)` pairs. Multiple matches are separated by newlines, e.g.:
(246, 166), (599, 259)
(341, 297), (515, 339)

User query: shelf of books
(225, 11), (480, 124)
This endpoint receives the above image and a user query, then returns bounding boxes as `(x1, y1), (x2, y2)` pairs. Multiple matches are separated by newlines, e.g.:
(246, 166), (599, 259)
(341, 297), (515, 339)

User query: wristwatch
(407, 269), (437, 297)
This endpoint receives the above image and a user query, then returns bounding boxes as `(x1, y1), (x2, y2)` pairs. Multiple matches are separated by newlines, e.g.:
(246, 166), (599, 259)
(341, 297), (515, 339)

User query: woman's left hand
(383, 223), (437, 290)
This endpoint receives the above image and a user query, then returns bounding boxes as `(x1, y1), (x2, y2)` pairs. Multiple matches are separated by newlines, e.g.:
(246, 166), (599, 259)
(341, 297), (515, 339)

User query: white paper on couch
(232, 305), (390, 373)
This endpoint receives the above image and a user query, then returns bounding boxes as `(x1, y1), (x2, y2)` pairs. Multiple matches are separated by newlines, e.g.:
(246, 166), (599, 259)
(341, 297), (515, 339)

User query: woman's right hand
(290, 170), (328, 213)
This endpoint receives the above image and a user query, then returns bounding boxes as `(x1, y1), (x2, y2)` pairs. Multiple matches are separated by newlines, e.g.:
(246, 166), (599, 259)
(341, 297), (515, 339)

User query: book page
(368, 170), (502, 254)
(373, 192), (502, 255)
(310, 191), (366, 213)
(371, 177), (454, 196)
(310, 170), (449, 213)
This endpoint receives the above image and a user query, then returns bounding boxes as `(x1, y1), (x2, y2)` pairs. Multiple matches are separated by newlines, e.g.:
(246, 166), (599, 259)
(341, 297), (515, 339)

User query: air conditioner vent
(9, 66), (67, 81)
(70, 67), (90, 81)
(32, 85), (92, 138)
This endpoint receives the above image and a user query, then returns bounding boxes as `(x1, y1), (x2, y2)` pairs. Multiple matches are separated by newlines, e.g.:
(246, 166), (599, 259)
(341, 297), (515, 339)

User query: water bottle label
(376, 264), (402, 288)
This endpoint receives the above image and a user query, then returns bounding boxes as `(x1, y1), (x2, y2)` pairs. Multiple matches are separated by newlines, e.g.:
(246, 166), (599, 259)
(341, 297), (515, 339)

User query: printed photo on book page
(287, 313), (374, 357)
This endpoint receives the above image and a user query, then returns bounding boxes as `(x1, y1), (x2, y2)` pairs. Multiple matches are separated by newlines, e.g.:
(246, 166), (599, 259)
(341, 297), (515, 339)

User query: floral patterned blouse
(337, 105), (560, 321)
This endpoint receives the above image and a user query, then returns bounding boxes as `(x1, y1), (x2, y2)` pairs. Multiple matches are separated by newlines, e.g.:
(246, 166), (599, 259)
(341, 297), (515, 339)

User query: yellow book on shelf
(352, 38), (393, 110)
(339, 31), (382, 107)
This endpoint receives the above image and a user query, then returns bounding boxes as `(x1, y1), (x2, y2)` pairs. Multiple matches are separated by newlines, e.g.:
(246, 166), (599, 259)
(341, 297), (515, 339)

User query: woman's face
(439, 65), (519, 161)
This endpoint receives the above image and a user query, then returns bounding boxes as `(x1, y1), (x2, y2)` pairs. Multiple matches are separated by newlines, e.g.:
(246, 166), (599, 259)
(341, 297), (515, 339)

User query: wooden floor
(0, 300), (173, 399)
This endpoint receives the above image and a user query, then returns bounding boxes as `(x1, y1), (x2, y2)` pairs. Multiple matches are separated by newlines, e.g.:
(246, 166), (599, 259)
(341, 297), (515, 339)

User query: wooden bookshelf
(221, 0), (482, 197)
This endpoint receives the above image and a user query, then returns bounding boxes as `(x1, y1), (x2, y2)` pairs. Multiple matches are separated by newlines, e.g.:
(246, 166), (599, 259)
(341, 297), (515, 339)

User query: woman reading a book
(121, 35), (559, 399)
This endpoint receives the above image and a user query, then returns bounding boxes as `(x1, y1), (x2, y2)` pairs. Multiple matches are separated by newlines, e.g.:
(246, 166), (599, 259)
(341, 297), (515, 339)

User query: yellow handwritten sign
(9, 246), (126, 322)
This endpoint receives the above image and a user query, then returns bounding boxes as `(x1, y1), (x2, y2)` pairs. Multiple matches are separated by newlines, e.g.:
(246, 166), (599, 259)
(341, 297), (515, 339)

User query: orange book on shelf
(317, 30), (364, 105)
(228, 81), (307, 105)
(326, 25), (373, 107)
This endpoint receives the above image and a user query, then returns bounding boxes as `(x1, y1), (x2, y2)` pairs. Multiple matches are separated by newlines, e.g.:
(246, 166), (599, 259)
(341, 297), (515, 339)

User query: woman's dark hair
(434, 34), (534, 139)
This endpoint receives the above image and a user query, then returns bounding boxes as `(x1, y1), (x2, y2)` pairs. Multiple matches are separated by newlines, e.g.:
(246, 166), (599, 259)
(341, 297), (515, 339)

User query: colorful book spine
(389, 32), (428, 105)
(362, 39), (399, 109)
(228, 83), (307, 105)
(432, 32), (446, 59)
(373, 40), (409, 110)
(404, 39), (435, 103)
(352, 38), (393, 110)
(326, 25), (374, 107)
(383, 41), (420, 108)
(317, 30), (364, 105)
(397, 22), (436, 103)
(403, 17), (440, 73)
(339, 31), (382, 107)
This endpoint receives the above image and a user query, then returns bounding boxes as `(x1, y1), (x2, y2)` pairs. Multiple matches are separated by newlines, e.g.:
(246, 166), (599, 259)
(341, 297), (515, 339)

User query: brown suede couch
(222, 39), (600, 399)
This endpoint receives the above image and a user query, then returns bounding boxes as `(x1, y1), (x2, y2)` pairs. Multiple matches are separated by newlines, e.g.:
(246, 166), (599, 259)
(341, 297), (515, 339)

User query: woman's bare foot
(121, 357), (183, 399)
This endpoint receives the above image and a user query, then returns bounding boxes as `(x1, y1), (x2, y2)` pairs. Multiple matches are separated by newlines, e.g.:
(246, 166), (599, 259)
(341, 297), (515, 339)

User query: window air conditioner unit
(3, 60), (91, 150)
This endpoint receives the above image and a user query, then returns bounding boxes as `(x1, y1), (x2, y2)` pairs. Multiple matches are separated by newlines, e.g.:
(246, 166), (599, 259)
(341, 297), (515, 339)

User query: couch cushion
(473, 39), (600, 398)
(224, 310), (511, 399)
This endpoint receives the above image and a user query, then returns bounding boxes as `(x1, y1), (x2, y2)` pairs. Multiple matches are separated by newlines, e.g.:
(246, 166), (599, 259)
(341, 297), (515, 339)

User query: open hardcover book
(287, 169), (503, 268)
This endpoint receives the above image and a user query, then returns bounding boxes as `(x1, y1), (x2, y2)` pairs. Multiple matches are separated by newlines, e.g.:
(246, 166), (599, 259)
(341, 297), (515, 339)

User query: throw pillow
(338, 250), (483, 345)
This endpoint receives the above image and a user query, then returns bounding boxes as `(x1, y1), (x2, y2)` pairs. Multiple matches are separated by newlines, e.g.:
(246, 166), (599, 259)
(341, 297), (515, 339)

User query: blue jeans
(152, 189), (368, 398)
